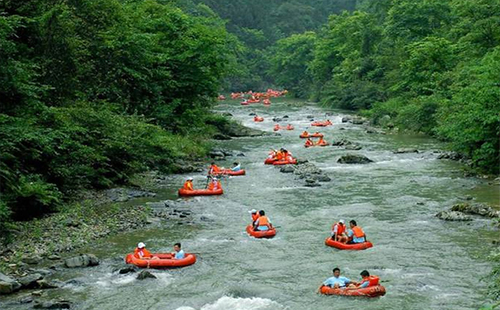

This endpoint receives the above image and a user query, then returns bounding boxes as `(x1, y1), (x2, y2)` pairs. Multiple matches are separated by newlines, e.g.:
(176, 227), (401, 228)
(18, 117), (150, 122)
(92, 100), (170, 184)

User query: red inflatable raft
(311, 120), (332, 127)
(178, 188), (223, 197)
(264, 158), (277, 165)
(324, 238), (373, 250)
(272, 158), (297, 165)
(212, 169), (246, 176)
(125, 253), (197, 268)
(246, 225), (276, 239)
(319, 285), (386, 297)
(300, 132), (324, 138)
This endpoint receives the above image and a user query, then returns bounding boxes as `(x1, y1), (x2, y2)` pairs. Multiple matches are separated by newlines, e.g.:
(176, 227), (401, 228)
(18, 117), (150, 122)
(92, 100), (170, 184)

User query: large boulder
(435, 211), (472, 221)
(0, 273), (21, 294)
(22, 256), (42, 265)
(337, 154), (373, 164)
(451, 203), (500, 218)
(208, 150), (225, 159)
(64, 254), (99, 268)
(18, 273), (43, 288)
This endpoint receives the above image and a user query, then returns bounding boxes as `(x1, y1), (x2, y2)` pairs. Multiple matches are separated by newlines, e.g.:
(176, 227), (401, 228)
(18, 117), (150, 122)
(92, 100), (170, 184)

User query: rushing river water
(2, 100), (499, 310)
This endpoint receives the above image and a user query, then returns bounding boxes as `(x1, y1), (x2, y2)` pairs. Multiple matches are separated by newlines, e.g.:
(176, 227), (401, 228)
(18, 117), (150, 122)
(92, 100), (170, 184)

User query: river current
(2, 100), (499, 310)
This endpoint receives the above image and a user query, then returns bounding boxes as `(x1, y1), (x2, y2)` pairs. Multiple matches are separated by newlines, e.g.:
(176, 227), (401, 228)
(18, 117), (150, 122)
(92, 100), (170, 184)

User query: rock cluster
(337, 154), (373, 164)
(279, 162), (331, 187)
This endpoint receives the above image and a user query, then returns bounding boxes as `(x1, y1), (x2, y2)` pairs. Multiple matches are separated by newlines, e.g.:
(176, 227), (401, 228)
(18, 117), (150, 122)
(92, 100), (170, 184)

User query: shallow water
(2, 100), (499, 310)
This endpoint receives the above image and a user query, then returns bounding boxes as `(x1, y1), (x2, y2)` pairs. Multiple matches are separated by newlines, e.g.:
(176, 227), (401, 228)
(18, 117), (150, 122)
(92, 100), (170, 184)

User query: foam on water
(175, 296), (284, 310)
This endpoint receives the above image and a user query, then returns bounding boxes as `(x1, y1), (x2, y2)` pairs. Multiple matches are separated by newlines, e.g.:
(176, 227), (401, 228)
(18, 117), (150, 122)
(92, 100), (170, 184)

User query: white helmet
(138, 242), (146, 248)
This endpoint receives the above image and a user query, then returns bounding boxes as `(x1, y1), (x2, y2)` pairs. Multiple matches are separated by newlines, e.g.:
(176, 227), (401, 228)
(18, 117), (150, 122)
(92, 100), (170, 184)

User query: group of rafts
(123, 111), (385, 298)
(218, 89), (288, 106)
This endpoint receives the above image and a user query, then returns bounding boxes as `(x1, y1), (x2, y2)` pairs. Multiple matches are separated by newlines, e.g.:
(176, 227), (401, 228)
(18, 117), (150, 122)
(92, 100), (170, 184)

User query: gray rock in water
(272, 117), (282, 122)
(345, 144), (362, 150)
(351, 117), (366, 125)
(20, 296), (33, 304)
(0, 273), (22, 294)
(306, 115), (314, 119)
(280, 166), (295, 173)
(237, 152), (245, 157)
(394, 148), (419, 154)
(116, 265), (139, 274)
(437, 152), (463, 161)
(305, 180), (321, 187)
(435, 211), (472, 221)
(314, 175), (332, 182)
(248, 113), (256, 116)
(47, 255), (61, 261)
(64, 254), (99, 268)
(33, 300), (72, 309)
(137, 270), (156, 280)
(282, 115), (289, 119)
(36, 280), (58, 289)
(208, 151), (225, 158)
(341, 116), (352, 123)
(18, 273), (43, 288)
(451, 203), (500, 218)
(337, 154), (373, 164)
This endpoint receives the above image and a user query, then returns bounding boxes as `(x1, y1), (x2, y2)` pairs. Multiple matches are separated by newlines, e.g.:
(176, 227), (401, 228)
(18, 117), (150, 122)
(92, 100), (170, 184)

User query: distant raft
(246, 225), (277, 239)
(178, 188), (223, 196)
(324, 238), (373, 250)
(125, 253), (196, 268)
(211, 169), (246, 176)
(319, 285), (386, 297)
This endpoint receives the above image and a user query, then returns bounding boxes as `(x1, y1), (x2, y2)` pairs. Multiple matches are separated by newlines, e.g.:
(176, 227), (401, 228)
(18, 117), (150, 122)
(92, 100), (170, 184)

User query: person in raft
(183, 177), (194, 191)
(347, 270), (380, 290)
(331, 219), (346, 241)
(301, 130), (309, 137)
(253, 210), (272, 231)
(134, 242), (159, 260)
(249, 209), (260, 225)
(208, 162), (221, 175)
(231, 162), (241, 172)
(305, 138), (314, 147)
(346, 220), (366, 244)
(171, 243), (185, 259)
(207, 177), (221, 190)
(319, 267), (352, 290)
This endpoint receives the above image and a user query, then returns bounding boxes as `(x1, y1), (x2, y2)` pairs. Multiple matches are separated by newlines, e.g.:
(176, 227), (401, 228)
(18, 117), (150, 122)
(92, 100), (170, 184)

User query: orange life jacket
(208, 180), (221, 190)
(332, 222), (345, 235)
(317, 138), (327, 145)
(134, 248), (152, 259)
(276, 151), (284, 160)
(352, 226), (365, 238)
(305, 139), (314, 146)
(251, 213), (259, 222)
(302, 131), (309, 137)
(360, 275), (379, 287)
(209, 165), (220, 174)
(257, 216), (270, 227)
(183, 181), (193, 191)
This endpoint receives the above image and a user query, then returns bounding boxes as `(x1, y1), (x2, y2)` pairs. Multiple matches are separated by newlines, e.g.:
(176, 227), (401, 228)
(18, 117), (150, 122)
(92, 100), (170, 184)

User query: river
(2, 100), (499, 310)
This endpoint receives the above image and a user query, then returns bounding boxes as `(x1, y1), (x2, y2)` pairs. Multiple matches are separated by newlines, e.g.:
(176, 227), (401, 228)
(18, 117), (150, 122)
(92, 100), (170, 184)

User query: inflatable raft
(300, 132), (324, 138)
(254, 116), (264, 122)
(246, 225), (276, 238)
(319, 285), (386, 297)
(272, 158), (297, 165)
(178, 188), (223, 197)
(125, 253), (196, 268)
(212, 169), (246, 176)
(311, 121), (332, 127)
(264, 158), (277, 165)
(324, 238), (373, 250)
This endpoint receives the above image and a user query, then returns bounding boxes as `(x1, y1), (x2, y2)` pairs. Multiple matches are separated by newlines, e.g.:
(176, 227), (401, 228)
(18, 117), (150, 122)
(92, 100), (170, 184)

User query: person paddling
(207, 177), (221, 190)
(346, 220), (366, 244)
(253, 210), (272, 231)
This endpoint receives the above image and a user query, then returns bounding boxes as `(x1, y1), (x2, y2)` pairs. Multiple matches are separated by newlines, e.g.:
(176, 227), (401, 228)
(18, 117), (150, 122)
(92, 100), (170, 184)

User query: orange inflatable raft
(311, 120), (332, 127)
(264, 158), (278, 165)
(178, 188), (223, 196)
(300, 132), (324, 138)
(319, 285), (386, 297)
(246, 225), (276, 239)
(324, 238), (373, 250)
(272, 158), (297, 165)
(212, 169), (246, 176)
(125, 253), (196, 268)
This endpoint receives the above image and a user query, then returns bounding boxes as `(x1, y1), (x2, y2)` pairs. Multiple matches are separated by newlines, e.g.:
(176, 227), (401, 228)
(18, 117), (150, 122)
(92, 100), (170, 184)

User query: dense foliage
(266, 0), (500, 174)
(0, 0), (234, 232)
